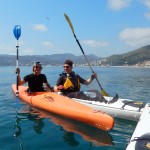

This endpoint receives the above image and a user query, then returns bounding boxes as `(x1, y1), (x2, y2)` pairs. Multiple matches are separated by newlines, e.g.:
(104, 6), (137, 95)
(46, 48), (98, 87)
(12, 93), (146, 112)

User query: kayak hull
(12, 84), (114, 131)
(73, 96), (146, 121)
(126, 103), (150, 150)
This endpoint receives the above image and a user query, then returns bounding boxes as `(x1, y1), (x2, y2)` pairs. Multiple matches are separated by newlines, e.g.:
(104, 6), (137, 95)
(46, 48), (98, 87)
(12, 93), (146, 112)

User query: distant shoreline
(1, 65), (150, 68)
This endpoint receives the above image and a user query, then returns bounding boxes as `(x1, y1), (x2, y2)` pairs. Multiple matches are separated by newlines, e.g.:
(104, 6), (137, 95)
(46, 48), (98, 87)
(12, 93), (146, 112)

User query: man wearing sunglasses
(54, 60), (97, 98)
(16, 62), (52, 92)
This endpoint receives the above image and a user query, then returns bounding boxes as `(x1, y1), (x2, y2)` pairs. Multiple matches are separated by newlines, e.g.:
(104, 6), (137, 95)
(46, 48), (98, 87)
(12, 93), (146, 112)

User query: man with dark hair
(54, 60), (96, 97)
(16, 62), (52, 92)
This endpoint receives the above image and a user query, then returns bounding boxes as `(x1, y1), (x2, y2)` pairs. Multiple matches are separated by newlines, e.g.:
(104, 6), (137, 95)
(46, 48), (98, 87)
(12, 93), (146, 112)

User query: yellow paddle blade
(101, 90), (109, 96)
(64, 13), (75, 35)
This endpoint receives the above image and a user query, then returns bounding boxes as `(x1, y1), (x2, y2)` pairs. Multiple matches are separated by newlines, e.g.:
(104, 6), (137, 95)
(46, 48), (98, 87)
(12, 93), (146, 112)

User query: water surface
(0, 66), (149, 150)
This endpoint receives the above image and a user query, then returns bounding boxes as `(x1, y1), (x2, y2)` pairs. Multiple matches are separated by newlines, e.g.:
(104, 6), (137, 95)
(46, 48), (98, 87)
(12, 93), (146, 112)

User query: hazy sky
(0, 0), (150, 57)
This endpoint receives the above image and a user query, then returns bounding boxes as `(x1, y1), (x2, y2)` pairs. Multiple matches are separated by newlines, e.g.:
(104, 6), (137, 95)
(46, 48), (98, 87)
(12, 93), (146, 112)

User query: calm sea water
(0, 66), (150, 150)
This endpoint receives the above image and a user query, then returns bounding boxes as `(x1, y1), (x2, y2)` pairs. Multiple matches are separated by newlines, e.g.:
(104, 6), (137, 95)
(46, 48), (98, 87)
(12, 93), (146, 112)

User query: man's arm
(45, 83), (53, 92)
(83, 73), (97, 85)
(54, 76), (64, 92)
(16, 68), (26, 85)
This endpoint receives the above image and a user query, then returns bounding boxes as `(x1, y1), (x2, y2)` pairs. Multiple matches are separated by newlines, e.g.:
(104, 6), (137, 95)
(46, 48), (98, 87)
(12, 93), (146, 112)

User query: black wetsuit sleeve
(43, 74), (48, 83)
(56, 76), (64, 85)
(77, 75), (86, 84)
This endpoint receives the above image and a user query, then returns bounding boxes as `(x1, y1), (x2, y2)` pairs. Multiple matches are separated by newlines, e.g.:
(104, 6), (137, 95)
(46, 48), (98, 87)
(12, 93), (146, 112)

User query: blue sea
(0, 66), (150, 150)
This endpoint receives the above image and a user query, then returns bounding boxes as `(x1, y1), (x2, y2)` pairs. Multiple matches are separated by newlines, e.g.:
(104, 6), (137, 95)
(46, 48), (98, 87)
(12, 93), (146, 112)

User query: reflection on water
(13, 105), (113, 148)
(110, 118), (137, 149)
(13, 110), (23, 150)
(62, 130), (79, 147)
(14, 110), (45, 135)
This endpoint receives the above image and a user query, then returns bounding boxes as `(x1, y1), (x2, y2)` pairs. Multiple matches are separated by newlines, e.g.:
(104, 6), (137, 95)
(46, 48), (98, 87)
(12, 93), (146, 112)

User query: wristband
(90, 74), (95, 80)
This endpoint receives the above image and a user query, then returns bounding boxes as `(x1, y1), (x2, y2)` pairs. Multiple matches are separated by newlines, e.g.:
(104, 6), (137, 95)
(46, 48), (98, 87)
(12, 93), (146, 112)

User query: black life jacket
(60, 71), (80, 92)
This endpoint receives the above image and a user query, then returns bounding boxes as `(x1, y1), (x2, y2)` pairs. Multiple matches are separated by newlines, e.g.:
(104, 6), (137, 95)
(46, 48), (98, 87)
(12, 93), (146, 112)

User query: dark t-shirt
(56, 72), (86, 93)
(24, 73), (48, 92)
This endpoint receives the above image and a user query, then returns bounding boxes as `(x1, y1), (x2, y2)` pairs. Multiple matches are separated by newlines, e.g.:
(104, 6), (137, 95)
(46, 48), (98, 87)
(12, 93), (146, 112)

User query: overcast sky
(0, 0), (150, 57)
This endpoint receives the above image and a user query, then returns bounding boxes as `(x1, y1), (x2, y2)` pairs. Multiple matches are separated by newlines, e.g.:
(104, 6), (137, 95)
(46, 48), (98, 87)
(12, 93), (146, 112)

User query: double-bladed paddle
(64, 13), (109, 96)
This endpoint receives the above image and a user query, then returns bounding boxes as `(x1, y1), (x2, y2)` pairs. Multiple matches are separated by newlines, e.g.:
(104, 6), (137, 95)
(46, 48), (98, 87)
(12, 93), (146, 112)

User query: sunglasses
(35, 66), (42, 69)
(63, 66), (70, 69)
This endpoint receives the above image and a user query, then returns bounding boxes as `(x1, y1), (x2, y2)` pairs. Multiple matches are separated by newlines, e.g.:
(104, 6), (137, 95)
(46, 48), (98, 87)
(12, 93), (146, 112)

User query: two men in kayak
(16, 60), (99, 100)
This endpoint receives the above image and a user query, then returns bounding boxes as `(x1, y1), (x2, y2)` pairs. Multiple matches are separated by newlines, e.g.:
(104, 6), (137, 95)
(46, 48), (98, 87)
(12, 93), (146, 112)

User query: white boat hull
(126, 103), (150, 150)
(73, 96), (146, 121)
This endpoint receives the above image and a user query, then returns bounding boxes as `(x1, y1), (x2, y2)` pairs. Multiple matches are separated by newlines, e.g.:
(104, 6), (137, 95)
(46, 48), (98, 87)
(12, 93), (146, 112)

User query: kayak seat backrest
(108, 94), (119, 104)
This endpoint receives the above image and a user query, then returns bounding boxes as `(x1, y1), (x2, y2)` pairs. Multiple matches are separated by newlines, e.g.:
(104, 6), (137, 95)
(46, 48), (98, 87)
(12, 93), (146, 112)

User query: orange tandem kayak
(12, 84), (114, 131)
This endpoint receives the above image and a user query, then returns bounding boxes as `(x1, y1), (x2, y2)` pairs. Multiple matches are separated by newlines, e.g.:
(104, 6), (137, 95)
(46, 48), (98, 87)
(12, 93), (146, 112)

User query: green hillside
(0, 53), (100, 66)
(1, 45), (150, 66)
(105, 45), (150, 66)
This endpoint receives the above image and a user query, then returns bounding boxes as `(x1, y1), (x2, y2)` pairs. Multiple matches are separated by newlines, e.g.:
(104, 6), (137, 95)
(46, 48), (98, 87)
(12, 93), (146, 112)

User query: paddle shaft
(13, 25), (21, 110)
(64, 13), (109, 95)
(16, 40), (19, 96)
(73, 34), (104, 90)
